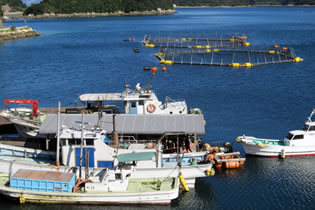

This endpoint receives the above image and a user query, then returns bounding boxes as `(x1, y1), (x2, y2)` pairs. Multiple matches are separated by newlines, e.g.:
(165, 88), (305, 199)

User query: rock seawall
(0, 26), (41, 41)
(24, 9), (176, 19)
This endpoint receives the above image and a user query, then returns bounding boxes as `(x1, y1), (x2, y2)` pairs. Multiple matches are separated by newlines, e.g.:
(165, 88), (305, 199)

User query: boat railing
(250, 137), (281, 144)
(7, 110), (42, 126)
(164, 96), (186, 109)
(306, 109), (315, 122)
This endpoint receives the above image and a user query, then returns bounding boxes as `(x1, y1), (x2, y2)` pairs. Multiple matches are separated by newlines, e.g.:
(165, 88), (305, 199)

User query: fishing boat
(0, 99), (46, 138)
(236, 109), (315, 157)
(0, 168), (179, 205)
(0, 126), (213, 188)
(2, 76), (203, 139)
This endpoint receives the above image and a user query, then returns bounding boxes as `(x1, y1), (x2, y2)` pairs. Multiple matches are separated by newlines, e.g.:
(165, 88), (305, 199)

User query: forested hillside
(0, 0), (26, 11)
(24, 0), (173, 16)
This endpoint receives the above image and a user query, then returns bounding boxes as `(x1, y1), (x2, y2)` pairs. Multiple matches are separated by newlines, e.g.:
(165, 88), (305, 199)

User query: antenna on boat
(145, 72), (155, 93)
(124, 79), (130, 96)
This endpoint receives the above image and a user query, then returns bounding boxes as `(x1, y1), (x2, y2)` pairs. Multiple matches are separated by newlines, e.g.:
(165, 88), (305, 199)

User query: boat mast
(56, 101), (61, 166)
(79, 112), (84, 179)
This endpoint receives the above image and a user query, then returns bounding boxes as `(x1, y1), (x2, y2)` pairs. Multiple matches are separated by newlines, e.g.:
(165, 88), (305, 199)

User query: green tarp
(117, 152), (155, 162)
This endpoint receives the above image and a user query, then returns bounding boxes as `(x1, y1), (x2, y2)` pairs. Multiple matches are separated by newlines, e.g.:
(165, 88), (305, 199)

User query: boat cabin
(79, 83), (188, 115)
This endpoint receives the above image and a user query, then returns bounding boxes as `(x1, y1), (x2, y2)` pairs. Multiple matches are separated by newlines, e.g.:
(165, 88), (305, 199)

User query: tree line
(23, 0), (174, 16)
(0, 0), (26, 11)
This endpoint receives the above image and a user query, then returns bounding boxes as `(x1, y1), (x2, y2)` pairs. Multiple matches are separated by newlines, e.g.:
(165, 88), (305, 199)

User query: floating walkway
(143, 34), (250, 49)
(155, 47), (302, 68)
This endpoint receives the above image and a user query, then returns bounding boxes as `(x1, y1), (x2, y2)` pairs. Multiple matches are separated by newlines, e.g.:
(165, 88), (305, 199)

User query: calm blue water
(1, 7), (315, 209)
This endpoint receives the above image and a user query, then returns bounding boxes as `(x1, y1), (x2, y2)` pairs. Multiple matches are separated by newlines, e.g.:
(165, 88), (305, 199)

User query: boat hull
(240, 142), (315, 157)
(0, 176), (178, 205)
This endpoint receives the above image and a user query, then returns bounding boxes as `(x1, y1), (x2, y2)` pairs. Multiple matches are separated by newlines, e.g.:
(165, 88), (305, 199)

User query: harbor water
(1, 7), (315, 209)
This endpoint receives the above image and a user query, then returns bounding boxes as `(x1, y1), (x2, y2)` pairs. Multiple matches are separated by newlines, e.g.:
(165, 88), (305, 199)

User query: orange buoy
(282, 47), (287, 50)
(152, 67), (158, 72)
(215, 163), (222, 168)
(223, 161), (240, 169)
(273, 45), (279, 48)
(128, 38), (131, 41)
(132, 38), (135, 41)
(239, 161), (245, 166)
(162, 66), (167, 71)
(242, 36), (247, 40)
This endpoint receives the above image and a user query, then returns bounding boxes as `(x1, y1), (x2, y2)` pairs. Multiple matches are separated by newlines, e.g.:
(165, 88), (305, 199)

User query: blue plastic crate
(10, 169), (76, 193)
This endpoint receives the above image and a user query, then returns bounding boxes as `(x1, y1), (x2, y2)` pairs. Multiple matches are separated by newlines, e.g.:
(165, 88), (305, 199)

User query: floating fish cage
(143, 33), (250, 49)
(155, 47), (303, 68)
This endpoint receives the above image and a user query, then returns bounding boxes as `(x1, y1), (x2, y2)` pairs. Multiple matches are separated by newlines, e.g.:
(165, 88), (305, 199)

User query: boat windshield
(286, 133), (294, 140)
(304, 125), (315, 131)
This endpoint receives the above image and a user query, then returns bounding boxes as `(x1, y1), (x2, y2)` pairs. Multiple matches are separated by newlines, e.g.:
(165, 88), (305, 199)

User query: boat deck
(0, 173), (177, 194)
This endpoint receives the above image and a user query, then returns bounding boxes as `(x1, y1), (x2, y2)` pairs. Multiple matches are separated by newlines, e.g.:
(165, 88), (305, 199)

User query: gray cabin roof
(79, 93), (123, 101)
(39, 114), (206, 135)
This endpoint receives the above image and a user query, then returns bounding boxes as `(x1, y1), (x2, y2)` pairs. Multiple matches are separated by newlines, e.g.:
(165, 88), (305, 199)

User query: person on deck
(185, 137), (192, 153)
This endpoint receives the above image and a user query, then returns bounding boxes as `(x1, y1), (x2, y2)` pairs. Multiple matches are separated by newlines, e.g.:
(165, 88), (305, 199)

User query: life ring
(147, 104), (156, 113)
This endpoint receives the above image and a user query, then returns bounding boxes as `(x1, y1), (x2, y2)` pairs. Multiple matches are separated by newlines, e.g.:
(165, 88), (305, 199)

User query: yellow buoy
(230, 38), (235, 42)
(188, 38), (193, 40)
(230, 63), (241, 68)
(205, 45), (211, 48)
(164, 60), (174, 65)
(20, 193), (25, 204)
(179, 173), (189, 192)
(293, 57), (302, 62)
(213, 49), (220, 52)
(268, 50), (275, 54)
(210, 168), (215, 176)
(242, 63), (253, 68)
(181, 38), (186, 41)
(195, 45), (203, 49)
(206, 169), (211, 176)
(160, 59), (166, 64)
(244, 42), (251, 47)
(205, 49), (211, 53)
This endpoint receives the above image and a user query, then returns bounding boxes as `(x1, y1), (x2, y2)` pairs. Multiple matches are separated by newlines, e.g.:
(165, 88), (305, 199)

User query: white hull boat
(0, 168), (179, 205)
(236, 109), (315, 157)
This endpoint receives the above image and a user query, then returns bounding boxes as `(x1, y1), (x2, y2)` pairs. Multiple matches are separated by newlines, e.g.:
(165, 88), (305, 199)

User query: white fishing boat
(2, 78), (203, 139)
(236, 109), (315, 157)
(0, 127), (213, 188)
(0, 168), (179, 205)
(0, 99), (46, 138)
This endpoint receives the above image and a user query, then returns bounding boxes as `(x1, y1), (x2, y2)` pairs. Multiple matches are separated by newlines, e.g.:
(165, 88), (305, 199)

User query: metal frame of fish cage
(142, 33), (250, 49)
(154, 47), (303, 68)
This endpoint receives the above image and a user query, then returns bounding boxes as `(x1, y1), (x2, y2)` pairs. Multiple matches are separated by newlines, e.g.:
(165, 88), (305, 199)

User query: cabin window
(131, 102), (136, 108)
(115, 173), (122, 180)
(69, 139), (76, 145)
(139, 100), (144, 106)
(69, 139), (82, 145)
(61, 140), (67, 146)
(85, 139), (94, 146)
(139, 95), (150, 98)
(293, 135), (304, 140)
(286, 133), (294, 140)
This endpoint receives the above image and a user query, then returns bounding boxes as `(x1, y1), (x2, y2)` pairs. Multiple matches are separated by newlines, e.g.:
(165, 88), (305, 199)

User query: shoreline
(0, 26), (41, 41)
(175, 5), (315, 8)
(7, 9), (176, 20)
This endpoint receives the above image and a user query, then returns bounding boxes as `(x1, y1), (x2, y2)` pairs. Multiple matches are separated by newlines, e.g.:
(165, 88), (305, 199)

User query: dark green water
(0, 7), (315, 209)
